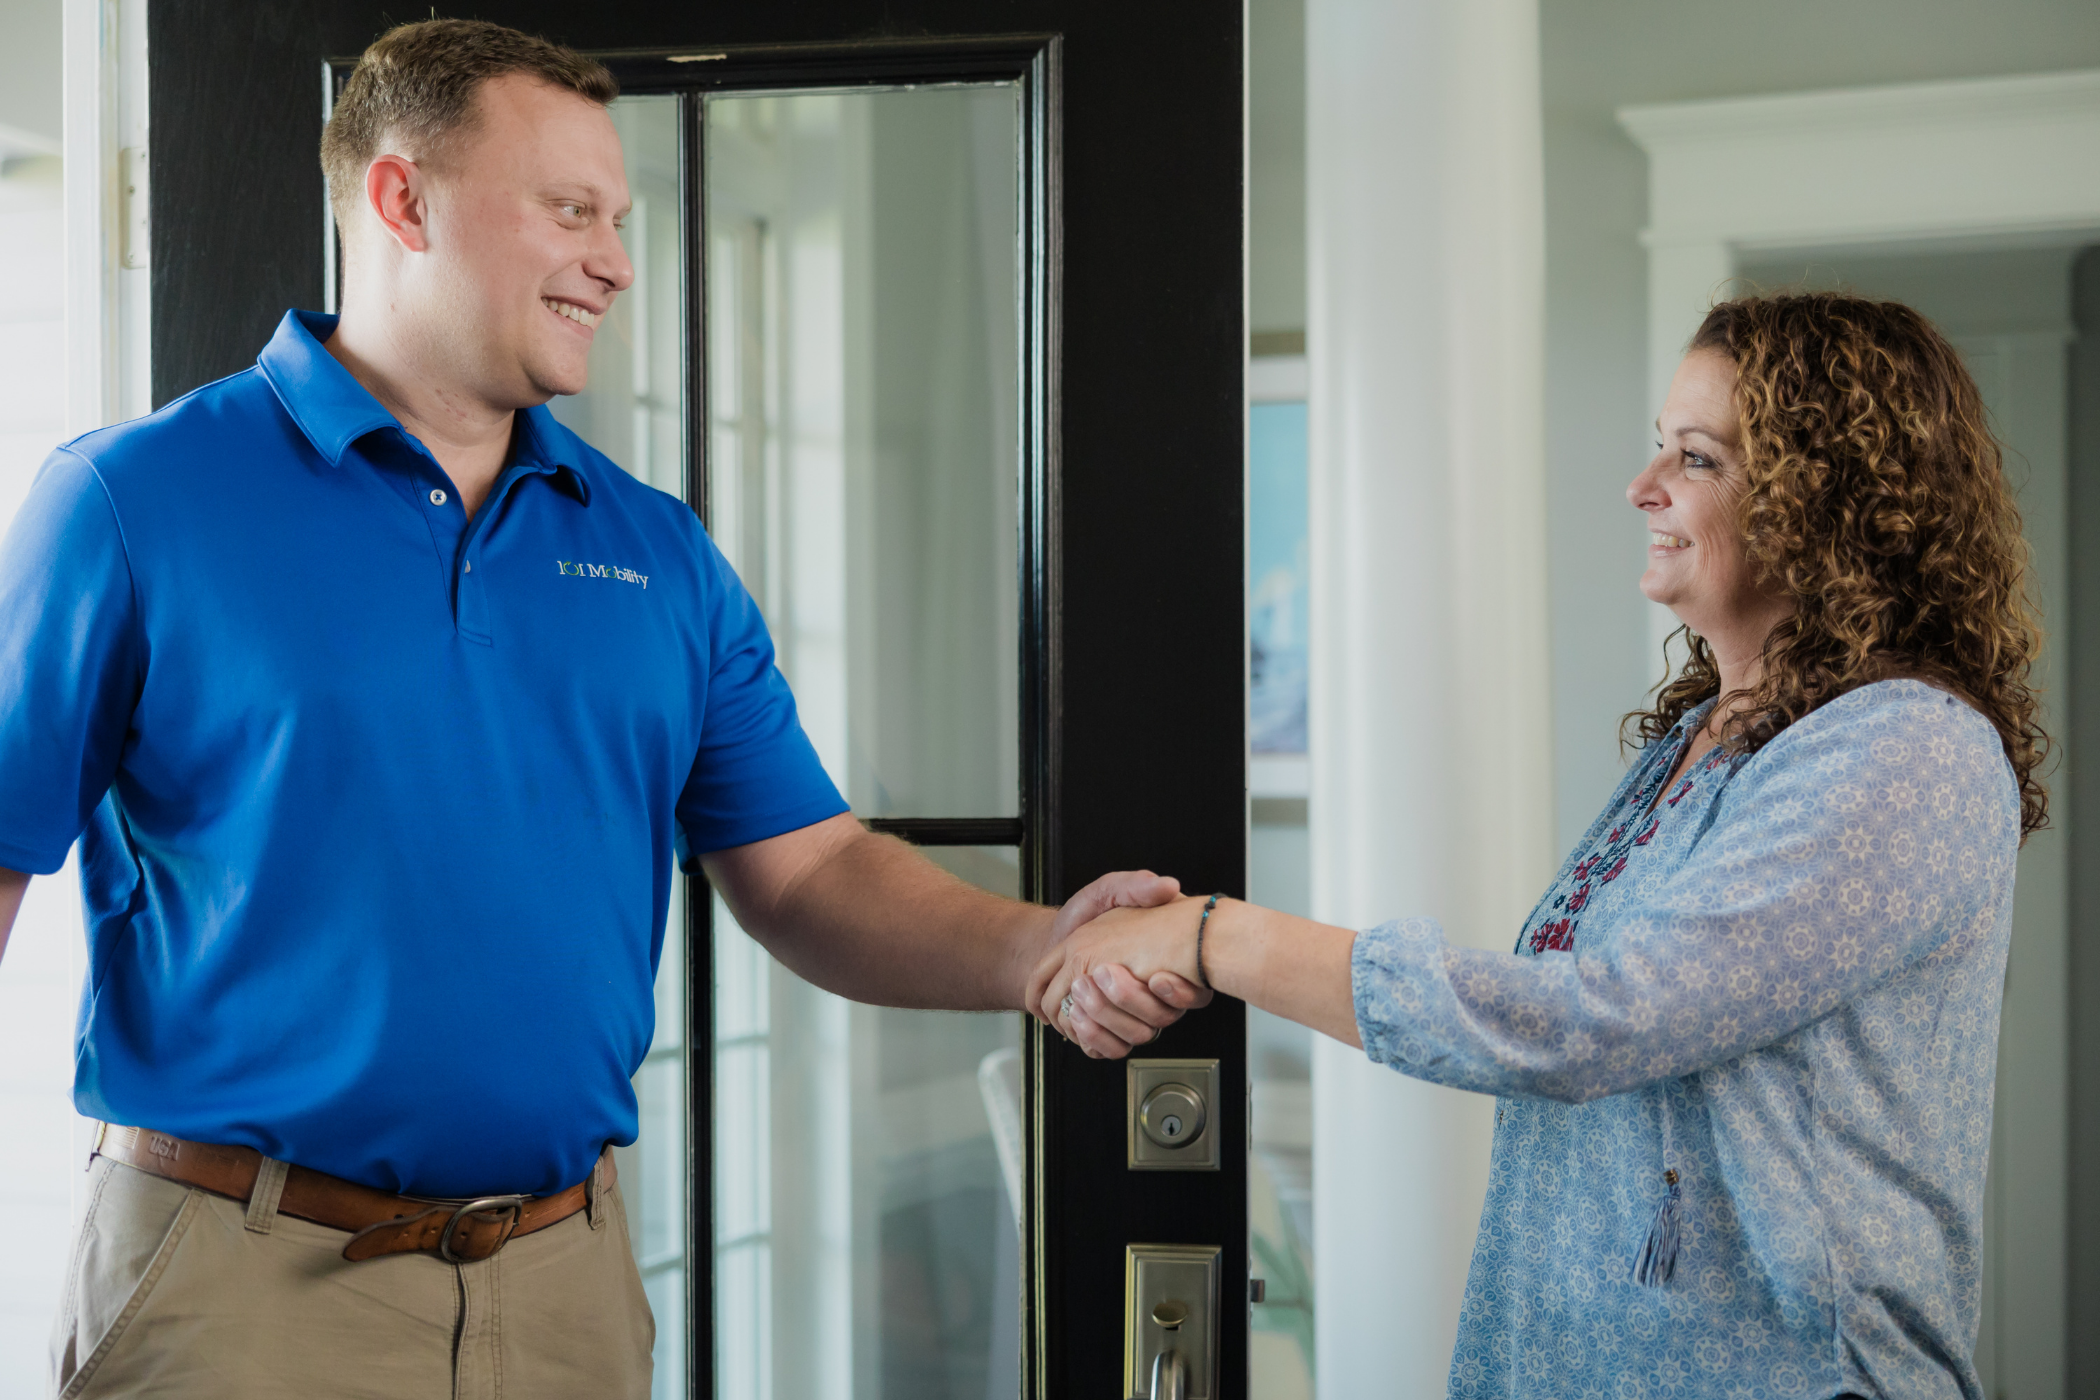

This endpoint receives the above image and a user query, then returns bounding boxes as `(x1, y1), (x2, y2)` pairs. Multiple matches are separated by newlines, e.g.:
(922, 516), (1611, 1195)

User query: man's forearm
(704, 818), (1053, 1011)
(0, 866), (27, 969)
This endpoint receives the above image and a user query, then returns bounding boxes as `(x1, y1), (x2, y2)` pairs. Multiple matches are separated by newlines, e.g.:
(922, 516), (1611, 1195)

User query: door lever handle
(1149, 1303), (1188, 1400)
(1124, 1243), (1217, 1399)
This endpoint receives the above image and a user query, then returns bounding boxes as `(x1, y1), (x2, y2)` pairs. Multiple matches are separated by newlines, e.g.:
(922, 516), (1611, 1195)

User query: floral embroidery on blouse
(1521, 738), (1735, 956)
(1349, 681), (2021, 1400)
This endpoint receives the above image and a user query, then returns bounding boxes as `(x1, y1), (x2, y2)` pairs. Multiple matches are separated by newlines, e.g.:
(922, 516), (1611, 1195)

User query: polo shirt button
(464, 561), (472, 573)
(429, 488), (448, 506)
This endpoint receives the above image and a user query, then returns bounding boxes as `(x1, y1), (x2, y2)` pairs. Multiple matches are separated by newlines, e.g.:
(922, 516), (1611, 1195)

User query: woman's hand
(1026, 897), (1216, 1058)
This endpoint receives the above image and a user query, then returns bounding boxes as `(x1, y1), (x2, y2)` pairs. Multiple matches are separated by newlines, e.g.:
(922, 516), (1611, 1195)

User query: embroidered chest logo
(556, 560), (649, 590)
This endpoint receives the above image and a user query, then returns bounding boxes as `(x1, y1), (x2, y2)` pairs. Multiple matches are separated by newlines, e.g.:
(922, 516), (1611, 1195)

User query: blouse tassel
(1630, 1168), (1682, 1288)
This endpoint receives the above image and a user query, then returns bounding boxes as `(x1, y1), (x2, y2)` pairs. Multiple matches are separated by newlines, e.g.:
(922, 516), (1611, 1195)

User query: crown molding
(1620, 68), (2100, 150)
(1618, 68), (2100, 251)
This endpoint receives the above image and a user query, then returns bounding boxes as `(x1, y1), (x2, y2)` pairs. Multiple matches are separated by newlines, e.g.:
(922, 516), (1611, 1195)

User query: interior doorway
(1734, 244), (2085, 1397)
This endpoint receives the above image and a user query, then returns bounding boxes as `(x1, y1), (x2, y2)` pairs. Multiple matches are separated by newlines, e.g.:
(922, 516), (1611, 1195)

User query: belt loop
(85, 1120), (108, 1172)
(245, 1156), (290, 1235)
(587, 1148), (608, 1231)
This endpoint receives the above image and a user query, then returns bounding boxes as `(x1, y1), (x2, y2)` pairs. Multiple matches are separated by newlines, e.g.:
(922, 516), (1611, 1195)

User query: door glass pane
(704, 85), (1026, 1400)
(545, 92), (690, 1400)
(705, 87), (1021, 821)
(551, 95), (685, 501)
(712, 890), (1023, 1400)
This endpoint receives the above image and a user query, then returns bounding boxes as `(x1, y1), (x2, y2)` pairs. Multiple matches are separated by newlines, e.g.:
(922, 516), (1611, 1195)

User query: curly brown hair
(1623, 292), (2049, 836)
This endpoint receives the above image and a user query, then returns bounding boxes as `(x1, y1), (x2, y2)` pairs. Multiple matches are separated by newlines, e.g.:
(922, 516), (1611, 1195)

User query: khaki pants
(49, 1151), (653, 1399)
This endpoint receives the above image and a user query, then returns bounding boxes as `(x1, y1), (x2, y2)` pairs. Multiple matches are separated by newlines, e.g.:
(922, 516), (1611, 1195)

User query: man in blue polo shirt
(0, 20), (1188, 1398)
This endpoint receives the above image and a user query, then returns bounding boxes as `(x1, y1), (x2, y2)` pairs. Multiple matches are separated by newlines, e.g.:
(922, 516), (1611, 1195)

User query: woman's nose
(1627, 457), (1667, 511)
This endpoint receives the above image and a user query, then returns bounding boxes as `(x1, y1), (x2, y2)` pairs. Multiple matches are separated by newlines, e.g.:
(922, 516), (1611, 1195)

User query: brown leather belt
(94, 1124), (608, 1264)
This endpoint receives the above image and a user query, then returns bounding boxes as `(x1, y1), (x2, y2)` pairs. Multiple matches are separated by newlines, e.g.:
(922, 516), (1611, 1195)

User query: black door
(152, 6), (1246, 1396)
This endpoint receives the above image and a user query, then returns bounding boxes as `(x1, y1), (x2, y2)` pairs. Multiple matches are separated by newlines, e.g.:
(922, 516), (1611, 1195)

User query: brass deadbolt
(1138, 1082), (1206, 1149)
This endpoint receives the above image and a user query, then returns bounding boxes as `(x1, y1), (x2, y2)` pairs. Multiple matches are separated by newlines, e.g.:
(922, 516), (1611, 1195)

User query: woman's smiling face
(1628, 349), (1786, 641)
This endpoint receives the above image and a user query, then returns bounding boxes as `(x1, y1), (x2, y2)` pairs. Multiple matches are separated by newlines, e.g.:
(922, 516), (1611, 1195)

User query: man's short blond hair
(320, 18), (617, 227)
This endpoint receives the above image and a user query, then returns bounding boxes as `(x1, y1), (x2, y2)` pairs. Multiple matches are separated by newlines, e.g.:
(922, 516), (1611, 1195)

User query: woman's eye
(1683, 451), (1713, 470)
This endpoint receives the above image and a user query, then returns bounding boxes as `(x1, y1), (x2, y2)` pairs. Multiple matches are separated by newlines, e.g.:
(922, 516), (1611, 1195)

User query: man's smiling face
(417, 73), (634, 407)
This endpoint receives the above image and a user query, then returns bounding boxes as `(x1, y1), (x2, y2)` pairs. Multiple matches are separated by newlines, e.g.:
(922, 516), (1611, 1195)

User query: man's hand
(1027, 895), (1215, 1059)
(1046, 868), (1181, 949)
(1035, 870), (1193, 1057)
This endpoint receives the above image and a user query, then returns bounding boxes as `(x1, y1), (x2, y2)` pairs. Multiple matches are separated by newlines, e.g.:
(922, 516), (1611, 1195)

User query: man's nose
(591, 225), (637, 293)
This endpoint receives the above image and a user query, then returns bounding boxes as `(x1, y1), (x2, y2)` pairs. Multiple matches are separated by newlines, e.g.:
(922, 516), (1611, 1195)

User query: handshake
(1024, 869), (1219, 1059)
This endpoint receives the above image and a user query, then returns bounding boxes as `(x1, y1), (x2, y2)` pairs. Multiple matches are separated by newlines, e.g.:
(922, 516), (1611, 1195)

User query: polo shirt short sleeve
(0, 450), (141, 875)
(0, 310), (848, 1197)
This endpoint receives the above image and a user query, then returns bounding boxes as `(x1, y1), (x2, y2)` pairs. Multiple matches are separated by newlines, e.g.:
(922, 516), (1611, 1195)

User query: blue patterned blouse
(1351, 680), (2021, 1400)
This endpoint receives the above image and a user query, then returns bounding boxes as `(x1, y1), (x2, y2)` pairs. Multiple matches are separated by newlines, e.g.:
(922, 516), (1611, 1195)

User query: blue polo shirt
(0, 310), (847, 1197)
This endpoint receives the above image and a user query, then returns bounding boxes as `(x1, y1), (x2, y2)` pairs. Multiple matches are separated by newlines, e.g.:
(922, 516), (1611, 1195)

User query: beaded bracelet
(1194, 893), (1222, 989)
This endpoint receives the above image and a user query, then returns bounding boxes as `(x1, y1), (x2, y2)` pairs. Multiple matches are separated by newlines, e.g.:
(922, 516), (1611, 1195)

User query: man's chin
(524, 363), (590, 402)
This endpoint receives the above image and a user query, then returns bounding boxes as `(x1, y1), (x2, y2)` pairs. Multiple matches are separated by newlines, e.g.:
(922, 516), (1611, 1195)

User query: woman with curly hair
(1031, 292), (2045, 1399)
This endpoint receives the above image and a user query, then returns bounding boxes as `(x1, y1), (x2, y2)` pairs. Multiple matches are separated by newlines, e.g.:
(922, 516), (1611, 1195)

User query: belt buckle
(439, 1194), (528, 1263)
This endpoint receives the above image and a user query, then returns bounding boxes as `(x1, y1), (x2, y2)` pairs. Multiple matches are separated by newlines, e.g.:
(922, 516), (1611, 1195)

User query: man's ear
(363, 154), (431, 254)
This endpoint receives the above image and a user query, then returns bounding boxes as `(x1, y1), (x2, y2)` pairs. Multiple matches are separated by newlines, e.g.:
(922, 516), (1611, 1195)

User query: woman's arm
(1034, 895), (1361, 1055)
(1042, 685), (2021, 1096)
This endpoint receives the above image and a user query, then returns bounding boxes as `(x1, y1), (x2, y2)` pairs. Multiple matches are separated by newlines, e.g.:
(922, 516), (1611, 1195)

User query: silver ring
(1060, 994), (1074, 1019)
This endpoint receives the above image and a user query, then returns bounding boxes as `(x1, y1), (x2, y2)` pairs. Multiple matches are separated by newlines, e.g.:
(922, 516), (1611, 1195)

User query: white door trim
(63, 0), (149, 438)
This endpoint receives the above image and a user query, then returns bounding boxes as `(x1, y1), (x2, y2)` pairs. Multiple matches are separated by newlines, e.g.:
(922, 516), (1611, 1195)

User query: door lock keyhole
(1128, 1058), (1220, 1171)
(1138, 1082), (1206, 1149)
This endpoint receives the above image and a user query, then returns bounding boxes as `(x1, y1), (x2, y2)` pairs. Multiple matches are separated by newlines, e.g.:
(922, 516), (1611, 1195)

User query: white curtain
(1305, 0), (1554, 1393)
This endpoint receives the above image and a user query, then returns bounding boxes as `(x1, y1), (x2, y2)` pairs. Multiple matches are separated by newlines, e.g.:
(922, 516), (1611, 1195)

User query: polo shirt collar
(257, 309), (591, 505)
(257, 311), (396, 466)
(510, 400), (593, 506)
